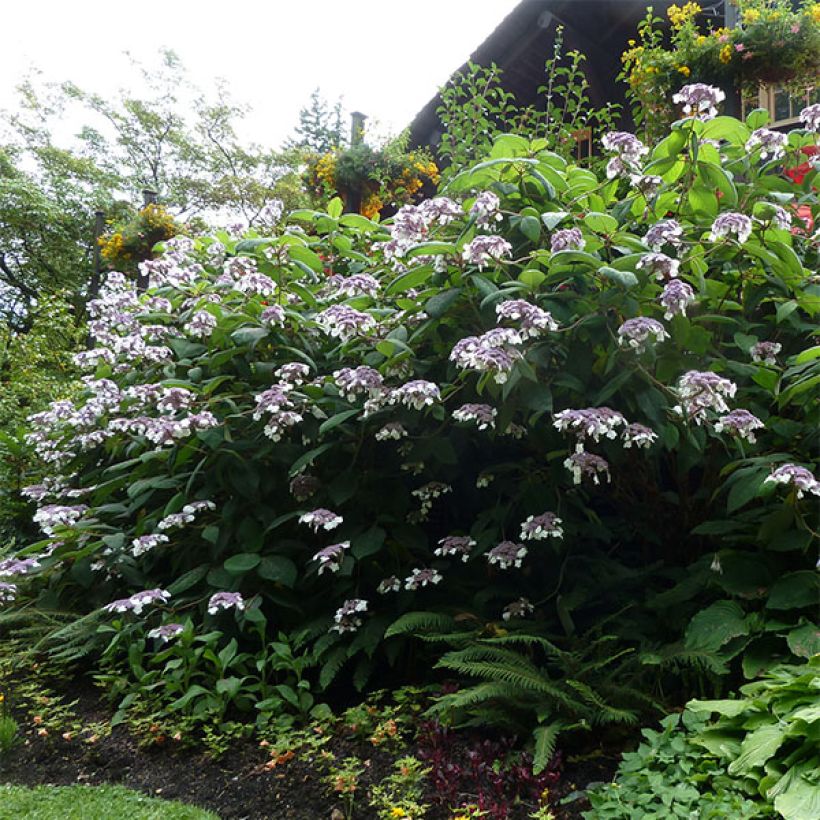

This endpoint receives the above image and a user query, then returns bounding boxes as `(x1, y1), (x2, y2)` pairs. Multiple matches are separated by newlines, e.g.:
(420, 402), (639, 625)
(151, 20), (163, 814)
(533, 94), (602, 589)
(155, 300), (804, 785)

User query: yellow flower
(668, 2), (701, 28)
(742, 8), (761, 24)
(719, 43), (733, 63)
(678, 65), (691, 76)
(810, 3), (820, 24)
(390, 809), (406, 819)
(360, 191), (383, 219)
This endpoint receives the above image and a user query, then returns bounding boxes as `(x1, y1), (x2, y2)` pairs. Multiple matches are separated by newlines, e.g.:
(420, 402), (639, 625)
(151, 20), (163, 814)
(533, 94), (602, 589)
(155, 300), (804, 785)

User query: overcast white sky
(1, 0), (521, 148)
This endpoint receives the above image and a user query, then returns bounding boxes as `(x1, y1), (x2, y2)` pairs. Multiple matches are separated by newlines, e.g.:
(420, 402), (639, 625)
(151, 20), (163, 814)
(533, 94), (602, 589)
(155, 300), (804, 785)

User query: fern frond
(533, 721), (564, 773)
(384, 611), (455, 638)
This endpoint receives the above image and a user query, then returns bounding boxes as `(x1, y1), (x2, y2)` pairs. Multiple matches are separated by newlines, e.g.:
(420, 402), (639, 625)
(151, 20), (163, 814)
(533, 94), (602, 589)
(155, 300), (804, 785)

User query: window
(742, 85), (820, 127)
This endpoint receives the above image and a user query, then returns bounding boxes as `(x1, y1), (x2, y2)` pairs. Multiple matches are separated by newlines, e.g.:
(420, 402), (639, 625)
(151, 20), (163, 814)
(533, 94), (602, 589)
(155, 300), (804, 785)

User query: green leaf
(338, 213), (380, 231)
(385, 265), (434, 296)
(584, 212), (618, 234)
(425, 288), (461, 318)
(327, 197), (343, 219)
(746, 108), (770, 130)
(519, 215), (541, 243)
(599, 266), (638, 288)
(685, 600), (750, 652)
(687, 698), (748, 718)
(727, 470), (766, 513)
(728, 724), (786, 776)
(518, 269), (546, 288)
(405, 241), (457, 259)
(257, 555), (298, 588)
(231, 327), (269, 347)
(351, 526), (385, 559)
(701, 116), (749, 146)
(774, 771), (820, 820)
(767, 572), (820, 610)
(167, 565), (209, 596)
(224, 553), (261, 574)
(289, 442), (334, 476)
(541, 211), (569, 231)
(288, 245), (324, 273)
(319, 408), (360, 435)
(787, 622), (820, 659)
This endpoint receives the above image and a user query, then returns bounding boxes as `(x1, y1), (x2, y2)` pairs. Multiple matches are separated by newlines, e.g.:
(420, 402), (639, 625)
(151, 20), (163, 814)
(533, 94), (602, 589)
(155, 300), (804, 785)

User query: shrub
(2, 93), (818, 751)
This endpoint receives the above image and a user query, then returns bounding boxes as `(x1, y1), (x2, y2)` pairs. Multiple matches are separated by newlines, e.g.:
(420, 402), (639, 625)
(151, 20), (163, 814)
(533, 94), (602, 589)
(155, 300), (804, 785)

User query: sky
(1, 0), (521, 149)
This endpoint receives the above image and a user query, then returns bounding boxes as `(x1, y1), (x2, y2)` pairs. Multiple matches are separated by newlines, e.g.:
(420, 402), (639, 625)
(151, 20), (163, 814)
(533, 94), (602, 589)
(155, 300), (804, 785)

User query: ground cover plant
(0, 784), (218, 819)
(0, 87), (818, 817)
(584, 655), (820, 819)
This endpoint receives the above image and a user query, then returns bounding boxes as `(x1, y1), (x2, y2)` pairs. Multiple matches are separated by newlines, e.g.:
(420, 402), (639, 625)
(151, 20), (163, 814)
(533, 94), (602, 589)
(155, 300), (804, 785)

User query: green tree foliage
(0, 51), (306, 317)
(287, 87), (347, 154)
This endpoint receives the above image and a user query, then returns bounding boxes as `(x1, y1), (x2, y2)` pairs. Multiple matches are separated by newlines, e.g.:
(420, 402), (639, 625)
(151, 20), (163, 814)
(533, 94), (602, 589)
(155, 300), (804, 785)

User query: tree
(0, 51), (307, 319)
(287, 87), (347, 153)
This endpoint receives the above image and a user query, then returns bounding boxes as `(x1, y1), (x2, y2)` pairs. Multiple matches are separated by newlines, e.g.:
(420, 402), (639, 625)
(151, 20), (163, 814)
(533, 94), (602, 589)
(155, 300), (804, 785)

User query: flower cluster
(130, 533), (169, 557)
(750, 341), (782, 365)
(660, 280), (696, 319)
(714, 409), (765, 443)
(333, 366), (384, 401)
(299, 508), (344, 533)
(105, 588), (171, 615)
(495, 299), (558, 338)
(672, 83), (726, 120)
(388, 380), (441, 410)
(710, 212), (753, 244)
(435, 535), (475, 562)
(461, 235), (513, 269)
(450, 330), (523, 384)
(0, 583), (17, 605)
(745, 128), (788, 161)
(404, 567), (443, 590)
(601, 131), (649, 179)
(551, 227), (584, 252)
(313, 542), (349, 575)
(315, 305), (377, 340)
(636, 252), (680, 280)
(617, 317), (670, 351)
(147, 623), (184, 643)
(564, 451), (611, 485)
(645, 219), (683, 251)
(0, 557), (41, 578)
(332, 598), (368, 632)
(554, 407), (627, 443)
(800, 103), (820, 132)
(468, 191), (503, 228)
(520, 513), (563, 541)
(207, 591), (245, 615)
(765, 463), (820, 498)
(157, 500), (215, 531)
(502, 598), (534, 621)
(452, 403), (497, 430)
(674, 370), (737, 423)
(486, 541), (527, 570)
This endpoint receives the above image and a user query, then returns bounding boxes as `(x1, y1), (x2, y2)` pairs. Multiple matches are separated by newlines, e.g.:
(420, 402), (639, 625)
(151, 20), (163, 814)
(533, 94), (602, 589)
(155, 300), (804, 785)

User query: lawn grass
(0, 784), (219, 819)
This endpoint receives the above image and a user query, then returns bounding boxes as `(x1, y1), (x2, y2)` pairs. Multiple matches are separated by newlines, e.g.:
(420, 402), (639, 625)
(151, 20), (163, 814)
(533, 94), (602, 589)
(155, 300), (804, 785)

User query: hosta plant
(1, 92), (818, 748)
(585, 655), (820, 819)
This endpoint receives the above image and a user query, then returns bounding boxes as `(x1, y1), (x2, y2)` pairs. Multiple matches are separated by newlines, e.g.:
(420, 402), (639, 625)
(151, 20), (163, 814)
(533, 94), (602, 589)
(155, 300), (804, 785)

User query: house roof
(408, 0), (679, 149)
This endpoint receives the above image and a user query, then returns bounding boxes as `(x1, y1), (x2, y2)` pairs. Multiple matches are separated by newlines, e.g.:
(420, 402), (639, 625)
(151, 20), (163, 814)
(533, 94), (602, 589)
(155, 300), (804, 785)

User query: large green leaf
(685, 601), (751, 652)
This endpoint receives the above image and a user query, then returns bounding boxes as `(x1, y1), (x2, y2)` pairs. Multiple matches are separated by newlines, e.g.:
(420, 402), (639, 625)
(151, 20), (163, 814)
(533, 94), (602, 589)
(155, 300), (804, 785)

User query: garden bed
(0, 670), (618, 819)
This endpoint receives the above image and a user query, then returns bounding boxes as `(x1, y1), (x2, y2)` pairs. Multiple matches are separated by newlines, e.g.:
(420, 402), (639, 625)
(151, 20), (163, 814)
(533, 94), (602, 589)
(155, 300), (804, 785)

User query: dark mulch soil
(0, 674), (620, 819)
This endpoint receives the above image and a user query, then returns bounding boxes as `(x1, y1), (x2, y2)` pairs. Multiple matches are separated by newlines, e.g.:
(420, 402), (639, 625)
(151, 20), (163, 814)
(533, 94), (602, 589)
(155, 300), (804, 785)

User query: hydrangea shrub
(4, 95), (819, 722)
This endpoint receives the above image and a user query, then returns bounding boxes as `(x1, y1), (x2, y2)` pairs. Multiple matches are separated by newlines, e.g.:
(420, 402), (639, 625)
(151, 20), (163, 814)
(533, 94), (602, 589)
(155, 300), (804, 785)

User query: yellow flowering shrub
(621, 0), (820, 138)
(98, 204), (181, 271)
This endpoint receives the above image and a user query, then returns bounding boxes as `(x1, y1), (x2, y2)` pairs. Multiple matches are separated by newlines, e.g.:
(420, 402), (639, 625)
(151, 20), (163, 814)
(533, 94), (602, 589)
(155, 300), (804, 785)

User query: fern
(533, 721), (564, 774)
(384, 611), (456, 638)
